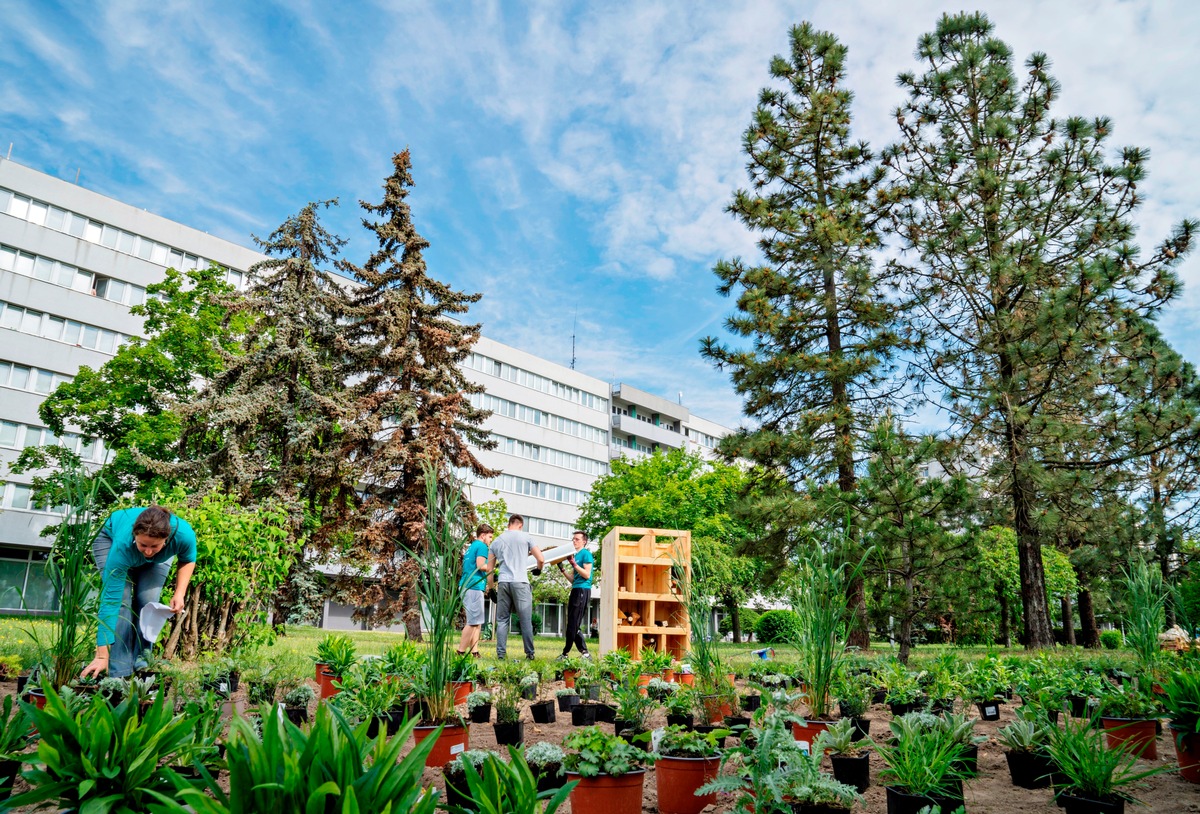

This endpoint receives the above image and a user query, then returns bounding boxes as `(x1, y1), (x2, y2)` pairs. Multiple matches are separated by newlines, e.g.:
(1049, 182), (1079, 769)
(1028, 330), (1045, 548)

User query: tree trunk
(1008, 448), (1054, 647)
(998, 585), (1011, 648)
(1077, 588), (1100, 648)
(898, 614), (913, 665)
(1060, 595), (1075, 646)
(402, 583), (423, 641)
(728, 599), (742, 644)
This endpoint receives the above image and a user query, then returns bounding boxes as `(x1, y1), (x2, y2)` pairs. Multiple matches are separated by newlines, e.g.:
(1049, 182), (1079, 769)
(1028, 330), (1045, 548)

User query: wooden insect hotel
(598, 527), (691, 660)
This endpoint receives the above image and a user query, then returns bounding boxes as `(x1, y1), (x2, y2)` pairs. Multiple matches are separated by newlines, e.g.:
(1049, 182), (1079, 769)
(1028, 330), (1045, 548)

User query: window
(9, 484), (32, 510)
(27, 201), (47, 225)
(33, 369), (55, 394)
(7, 195), (28, 220)
(0, 421), (18, 447)
(0, 547), (58, 612)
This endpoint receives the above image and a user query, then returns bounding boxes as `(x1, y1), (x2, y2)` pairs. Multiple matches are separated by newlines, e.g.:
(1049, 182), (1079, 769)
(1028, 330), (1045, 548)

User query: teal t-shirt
(571, 547), (594, 589)
(460, 539), (489, 591)
(96, 507), (198, 647)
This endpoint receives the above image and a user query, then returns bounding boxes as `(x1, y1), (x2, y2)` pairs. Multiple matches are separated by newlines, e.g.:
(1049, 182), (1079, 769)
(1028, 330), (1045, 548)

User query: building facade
(0, 158), (732, 632)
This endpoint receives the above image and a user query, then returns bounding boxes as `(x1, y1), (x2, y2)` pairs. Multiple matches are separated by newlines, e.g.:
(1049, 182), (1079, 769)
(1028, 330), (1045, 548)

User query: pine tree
(155, 201), (356, 527)
(700, 23), (904, 647)
(884, 12), (1195, 647)
(336, 150), (495, 637)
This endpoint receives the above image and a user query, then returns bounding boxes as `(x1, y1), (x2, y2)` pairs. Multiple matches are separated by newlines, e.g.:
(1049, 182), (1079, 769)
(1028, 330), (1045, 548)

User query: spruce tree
(337, 150), (495, 637)
(884, 12), (1195, 647)
(701, 23), (903, 646)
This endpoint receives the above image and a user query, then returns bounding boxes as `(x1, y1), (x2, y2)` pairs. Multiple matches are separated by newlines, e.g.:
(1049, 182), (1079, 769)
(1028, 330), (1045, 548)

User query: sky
(2, 1), (1198, 430)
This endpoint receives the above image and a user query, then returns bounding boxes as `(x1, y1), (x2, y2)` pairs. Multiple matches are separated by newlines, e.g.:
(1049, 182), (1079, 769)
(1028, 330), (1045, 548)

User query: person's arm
(84, 558), (127, 678)
(171, 561), (196, 613)
(574, 558), (592, 582)
(475, 555), (489, 574)
(487, 549), (497, 575)
(531, 545), (545, 570)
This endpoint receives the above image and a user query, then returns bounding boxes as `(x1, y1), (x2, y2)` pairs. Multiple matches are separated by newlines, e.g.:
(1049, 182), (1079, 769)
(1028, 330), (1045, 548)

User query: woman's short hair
(132, 505), (173, 540)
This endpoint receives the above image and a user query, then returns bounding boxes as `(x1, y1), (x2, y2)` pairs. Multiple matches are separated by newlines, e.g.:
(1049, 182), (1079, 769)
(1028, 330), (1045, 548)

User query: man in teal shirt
(80, 506), (197, 678)
(457, 523), (493, 657)
(556, 530), (594, 660)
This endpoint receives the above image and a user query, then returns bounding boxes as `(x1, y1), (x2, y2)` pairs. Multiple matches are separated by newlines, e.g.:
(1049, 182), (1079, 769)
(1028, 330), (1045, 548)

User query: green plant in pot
(1098, 680), (1163, 760)
(656, 725), (726, 814)
(673, 553), (731, 720)
(562, 726), (655, 814)
(639, 647), (673, 676)
(665, 684), (696, 728)
(875, 716), (968, 814)
(523, 740), (568, 795)
(1045, 712), (1169, 814)
(815, 717), (872, 793)
(410, 463), (472, 766)
(997, 709), (1055, 790)
(834, 670), (873, 741)
(940, 712), (987, 777)
(468, 690), (494, 724)
(443, 749), (500, 810)
(282, 684), (315, 725)
(333, 662), (404, 738)
(877, 660), (924, 714)
(1123, 560), (1167, 677)
(492, 660), (526, 747)
(611, 669), (656, 742)
(450, 746), (575, 814)
(0, 694), (33, 801)
(789, 546), (862, 727)
(1163, 667), (1200, 783)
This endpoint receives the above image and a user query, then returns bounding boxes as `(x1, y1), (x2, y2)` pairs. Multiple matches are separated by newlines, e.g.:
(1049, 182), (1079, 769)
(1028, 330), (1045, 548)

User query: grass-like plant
(790, 547), (861, 720)
(451, 746), (575, 814)
(875, 722), (967, 798)
(1045, 712), (1168, 802)
(1123, 560), (1167, 675)
(1162, 668), (1200, 735)
(415, 462), (470, 724)
(673, 553), (729, 700)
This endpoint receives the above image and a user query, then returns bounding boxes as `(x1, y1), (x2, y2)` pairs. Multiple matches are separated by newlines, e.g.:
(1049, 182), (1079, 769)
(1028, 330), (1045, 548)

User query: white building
(0, 158), (732, 631)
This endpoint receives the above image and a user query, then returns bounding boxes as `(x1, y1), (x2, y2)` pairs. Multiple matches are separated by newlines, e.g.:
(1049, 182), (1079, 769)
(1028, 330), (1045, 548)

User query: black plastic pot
(614, 720), (649, 748)
(442, 771), (470, 811)
(724, 715), (752, 732)
(666, 713), (694, 729)
(930, 699), (955, 715)
(15, 675), (28, 698)
(557, 695), (579, 712)
(1059, 793), (1124, 814)
(954, 743), (979, 777)
(365, 710), (406, 739)
(740, 694), (762, 712)
(571, 703), (599, 726)
(530, 700), (556, 724)
(884, 786), (964, 814)
(1067, 694), (1096, 719)
(831, 753), (870, 793)
(976, 701), (1002, 721)
(848, 717), (871, 742)
(872, 689), (888, 705)
(793, 805), (853, 814)
(521, 685), (537, 701)
(534, 763), (565, 794)
(494, 720), (525, 746)
(693, 724), (727, 749)
(469, 703), (492, 724)
(888, 701), (922, 717)
(284, 706), (309, 726)
(0, 759), (19, 801)
(1004, 750), (1055, 789)
(595, 703), (618, 723)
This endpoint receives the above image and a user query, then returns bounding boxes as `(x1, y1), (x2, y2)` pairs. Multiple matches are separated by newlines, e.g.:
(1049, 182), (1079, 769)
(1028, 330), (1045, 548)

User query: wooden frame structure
(598, 527), (691, 660)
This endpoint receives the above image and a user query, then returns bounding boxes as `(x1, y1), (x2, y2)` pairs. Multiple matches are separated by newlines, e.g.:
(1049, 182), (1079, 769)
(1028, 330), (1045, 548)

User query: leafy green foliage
(754, 610), (801, 644)
(561, 727), (653, 778)
(1045, 713), (1169, 800)
(791, 547), (860, 718)
(658, 724), (726, 758)
(10, 685), (193, 813)
(1162, 669), (1200, 734)
(874, 721), (967, 797)
(316, 633), (358, 678)
(0, 695), (33, 759)
(1122, 561), (1167, 672)
(451, 747), (574, 814)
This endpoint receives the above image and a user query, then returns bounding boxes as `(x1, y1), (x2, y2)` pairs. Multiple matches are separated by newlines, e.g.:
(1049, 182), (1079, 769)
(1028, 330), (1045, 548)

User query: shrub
(1099, 630), (1123, 650)
(754, 610), (801, 644)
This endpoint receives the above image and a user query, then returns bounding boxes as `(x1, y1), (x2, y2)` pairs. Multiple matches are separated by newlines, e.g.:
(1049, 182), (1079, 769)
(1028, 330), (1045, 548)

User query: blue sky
(2, 1), (1198, 429)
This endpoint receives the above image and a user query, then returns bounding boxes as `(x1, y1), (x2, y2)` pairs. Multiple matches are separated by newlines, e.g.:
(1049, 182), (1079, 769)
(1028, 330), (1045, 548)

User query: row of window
(613, 405), (681, 433)
(0, 420), (104, 462)
(0, 359), (72, 395)
(613, 435), (652, 453)
(463, 352), (608, 412)
(474, 472), (589, 506)
(0, 547), (56, 612)
(469, 392), (609, 445)
(691, 431), (720, 449)
(493, 434), (609, 477)
(523, 515), (578, 540)
(0, 187), (242, 284)
(0, 300), (132, 354)
(0, 242), (149, 307)
(0, 481), (65, 514)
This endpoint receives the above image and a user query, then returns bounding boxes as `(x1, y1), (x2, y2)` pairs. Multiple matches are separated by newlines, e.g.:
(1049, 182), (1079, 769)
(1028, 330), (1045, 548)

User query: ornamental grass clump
(1123, 560), (1167, 676)
(1045, 712), (1169, 805)
(790, 547), (862, 721)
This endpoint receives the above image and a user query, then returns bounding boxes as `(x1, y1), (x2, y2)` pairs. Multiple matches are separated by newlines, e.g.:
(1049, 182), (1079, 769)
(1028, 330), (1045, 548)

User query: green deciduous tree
(576, 447), (769, 642)
(701, 23), (906, 648)
(978, 526), (1077, 647)
(335, 151), (495, 636)
(885, 12), (1194, 647)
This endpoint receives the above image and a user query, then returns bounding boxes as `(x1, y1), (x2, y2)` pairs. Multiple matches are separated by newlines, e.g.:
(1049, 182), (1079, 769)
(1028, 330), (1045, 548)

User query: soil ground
(4, 676), (1199, 813)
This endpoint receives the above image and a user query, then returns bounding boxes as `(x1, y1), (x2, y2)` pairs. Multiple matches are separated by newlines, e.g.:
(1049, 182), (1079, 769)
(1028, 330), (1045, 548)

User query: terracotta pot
(563, 669), (577, 688)
(29, 688), (47, 710)
(318, 670), (340, 700)
(567, 770), (645, 814)
(678, 673), (695, 686)
(1173, 726), (1200, 784)
(663, 669), (676, 682)
(791, 719), (831, 751)
(314, 662), (329, 682)
(412, 722), (470, 768)
(656, 755), (720, 814)
(449, 681), (473, 707)
(700, 695), (732, 724)
(1101, 717), (1158, 760)
(637, 673), (653, 696)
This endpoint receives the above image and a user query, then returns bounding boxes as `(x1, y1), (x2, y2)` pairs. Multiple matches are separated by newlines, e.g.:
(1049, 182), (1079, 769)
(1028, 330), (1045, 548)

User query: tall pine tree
(701, 23), (904, 647)
(884, 12), (1195, 647)
(337, 150), (495, 637)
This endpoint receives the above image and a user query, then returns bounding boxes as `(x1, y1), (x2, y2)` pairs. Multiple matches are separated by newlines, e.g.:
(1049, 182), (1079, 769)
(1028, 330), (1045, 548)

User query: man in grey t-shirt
(487, 514), (545, 659)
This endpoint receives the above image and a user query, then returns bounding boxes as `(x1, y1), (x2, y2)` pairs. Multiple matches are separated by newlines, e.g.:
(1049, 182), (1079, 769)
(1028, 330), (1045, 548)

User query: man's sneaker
(581, 651), (592, 660)
(555, 654), (569, 662)
(526, 654), (536, 660)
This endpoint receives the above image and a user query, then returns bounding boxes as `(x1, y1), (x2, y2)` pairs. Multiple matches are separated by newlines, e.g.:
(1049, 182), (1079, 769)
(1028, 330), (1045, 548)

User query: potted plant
(940, 712), (986, 777)
(562, 726), (655, 814)
(530, 665), (557, 724)
(1163, 667), (1200, 783)
(997, 712), (1056, 789)
(467, 690), (493, 724)
(834, 671), (872, 741)
(449, 651), (477, 707)
(655, 725), (725, 814)
(640, 647), (672, 681)
(169, 698), (224, 780)
(519, 671), (539, 701)
(561, 656), (584, 688)
(611, 669), (657, 744)
(555, 688), (579, 713)
(524, 740), (567, 794)
(334, 663), (405, 738)
(409, 466), (473, 767)
(666, 684), (696, 729)
(443, 749), (497, 810)
(1046, 713), (1169, 814)
(492, 665), (525, 747)
(875, 719), (968, 814)
(318, 636), (357, 700)
(961, 662), (1005, 722)
(878, 661), (925, 717)
(648, 676), (678, 702)
(1098, 680), (1163, 760)
(0, 695), (32, 802)
(282, 684), (315, 725)
(816, 717), (871, 793)
(449, 746), (575, 814)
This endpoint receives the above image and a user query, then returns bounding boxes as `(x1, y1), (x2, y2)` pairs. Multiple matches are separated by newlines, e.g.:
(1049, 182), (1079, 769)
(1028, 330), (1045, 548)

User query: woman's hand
(80, 654), (108, 679)
(169, 593), (186, 614)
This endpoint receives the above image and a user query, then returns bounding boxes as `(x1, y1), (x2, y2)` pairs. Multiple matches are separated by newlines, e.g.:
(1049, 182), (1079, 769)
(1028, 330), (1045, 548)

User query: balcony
(610, 414), (685, 450)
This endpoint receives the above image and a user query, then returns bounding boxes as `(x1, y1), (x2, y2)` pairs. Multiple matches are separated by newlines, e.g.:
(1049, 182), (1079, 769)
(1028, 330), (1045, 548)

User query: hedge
(754, 609), (801, 644)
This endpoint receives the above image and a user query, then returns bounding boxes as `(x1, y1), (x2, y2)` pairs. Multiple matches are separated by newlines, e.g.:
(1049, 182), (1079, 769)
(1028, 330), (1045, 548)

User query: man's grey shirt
(492, 529), (535, 583)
